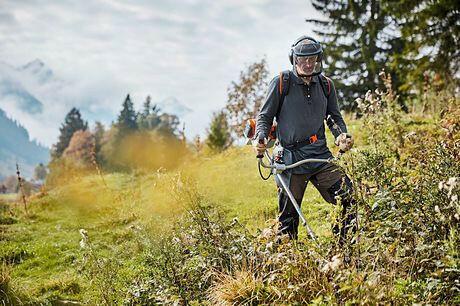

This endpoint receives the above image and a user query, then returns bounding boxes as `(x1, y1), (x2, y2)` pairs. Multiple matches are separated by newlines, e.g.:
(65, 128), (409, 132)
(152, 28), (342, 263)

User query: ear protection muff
(289, 36), (323, 64)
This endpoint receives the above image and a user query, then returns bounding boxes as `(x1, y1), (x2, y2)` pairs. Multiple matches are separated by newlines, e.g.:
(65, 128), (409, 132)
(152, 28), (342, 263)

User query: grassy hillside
(1, 91), (459, 304)
(0, 143), (340, 303)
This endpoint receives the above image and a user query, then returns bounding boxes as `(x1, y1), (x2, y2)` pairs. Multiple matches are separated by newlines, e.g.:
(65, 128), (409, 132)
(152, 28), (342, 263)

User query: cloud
(0, 0), (322, 145)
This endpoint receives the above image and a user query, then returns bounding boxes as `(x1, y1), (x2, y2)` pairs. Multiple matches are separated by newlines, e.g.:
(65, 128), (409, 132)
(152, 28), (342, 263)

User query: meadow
(1, 86), (459, 304)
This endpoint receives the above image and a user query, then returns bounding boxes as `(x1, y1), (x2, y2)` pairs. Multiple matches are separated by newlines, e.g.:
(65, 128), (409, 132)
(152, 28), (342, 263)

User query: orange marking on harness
(279, 72), (283, 95)
(325, 76), (331, 95)
(269, 123), (277, 140)
(309, 134), (318, 143)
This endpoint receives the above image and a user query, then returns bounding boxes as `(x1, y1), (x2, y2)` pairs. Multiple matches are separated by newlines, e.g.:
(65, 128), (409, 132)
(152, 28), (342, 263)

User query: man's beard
(296, 66), (314, 82)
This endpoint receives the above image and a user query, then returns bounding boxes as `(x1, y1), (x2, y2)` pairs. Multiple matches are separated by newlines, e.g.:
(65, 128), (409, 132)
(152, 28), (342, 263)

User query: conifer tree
(142, 95), (152, 118)
(53, 107), (88, 158)
(206, 111), (232, 152)
(93, 121), (105, 165)
(116, 94), (138, 136)
(387, 0), (460, 90)
(138, 96), (162, 130)
(307, 0), (404, 110)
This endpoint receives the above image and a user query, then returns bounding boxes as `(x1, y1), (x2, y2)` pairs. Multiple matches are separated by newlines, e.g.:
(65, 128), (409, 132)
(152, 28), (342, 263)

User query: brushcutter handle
(254, 138), (267, 159)
(258, 157), (333, 171)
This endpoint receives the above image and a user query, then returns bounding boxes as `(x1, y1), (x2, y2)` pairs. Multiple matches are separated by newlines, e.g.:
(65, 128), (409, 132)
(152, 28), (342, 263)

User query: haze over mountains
(0, 59), (192, 178)
(0, 108), (49, 179)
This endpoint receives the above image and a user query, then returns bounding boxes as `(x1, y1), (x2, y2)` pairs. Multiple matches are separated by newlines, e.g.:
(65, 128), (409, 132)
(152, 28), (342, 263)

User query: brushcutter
(257, 150), (334, 241)
(243, 116), (349, 241)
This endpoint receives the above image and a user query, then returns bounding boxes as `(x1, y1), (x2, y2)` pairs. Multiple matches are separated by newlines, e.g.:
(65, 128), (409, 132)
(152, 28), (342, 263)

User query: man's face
(295, 55), (318, 76)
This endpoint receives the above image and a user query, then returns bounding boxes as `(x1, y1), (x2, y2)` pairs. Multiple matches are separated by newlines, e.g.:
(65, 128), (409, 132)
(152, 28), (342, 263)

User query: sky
(0, 0), (323, 147)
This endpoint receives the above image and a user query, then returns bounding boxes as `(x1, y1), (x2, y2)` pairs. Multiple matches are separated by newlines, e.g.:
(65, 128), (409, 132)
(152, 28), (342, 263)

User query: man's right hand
(253, 138), (267, 157)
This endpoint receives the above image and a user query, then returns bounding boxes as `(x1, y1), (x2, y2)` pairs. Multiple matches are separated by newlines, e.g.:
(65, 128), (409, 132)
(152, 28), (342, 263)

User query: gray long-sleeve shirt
(255, 70), (347, 174)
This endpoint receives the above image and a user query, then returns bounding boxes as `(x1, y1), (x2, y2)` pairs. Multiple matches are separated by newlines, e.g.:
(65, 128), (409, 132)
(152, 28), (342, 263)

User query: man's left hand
(335, 133), (354, 152)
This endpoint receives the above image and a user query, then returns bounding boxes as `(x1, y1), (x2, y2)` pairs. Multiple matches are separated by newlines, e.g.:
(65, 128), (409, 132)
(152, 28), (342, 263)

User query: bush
(124, 75), (460, 305)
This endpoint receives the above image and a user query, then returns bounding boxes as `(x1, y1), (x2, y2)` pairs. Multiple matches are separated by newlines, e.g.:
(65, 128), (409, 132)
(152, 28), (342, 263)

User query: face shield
(295, 55), (322, 76)
(292, 39), (323, 77)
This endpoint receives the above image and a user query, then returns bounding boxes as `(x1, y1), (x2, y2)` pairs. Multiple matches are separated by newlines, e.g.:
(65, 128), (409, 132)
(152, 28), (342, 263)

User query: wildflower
(79, 229), (89, 249)
(321, 254), (342, 273)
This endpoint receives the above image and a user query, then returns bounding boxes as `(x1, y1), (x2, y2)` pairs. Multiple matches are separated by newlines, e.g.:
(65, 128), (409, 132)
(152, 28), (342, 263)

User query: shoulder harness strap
(319, 74), (332, 99)
(276, 70), (290, 118)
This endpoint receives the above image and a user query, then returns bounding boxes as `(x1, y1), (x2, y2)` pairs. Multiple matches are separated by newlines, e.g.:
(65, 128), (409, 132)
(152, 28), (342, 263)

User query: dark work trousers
(276, 162), (356, 243)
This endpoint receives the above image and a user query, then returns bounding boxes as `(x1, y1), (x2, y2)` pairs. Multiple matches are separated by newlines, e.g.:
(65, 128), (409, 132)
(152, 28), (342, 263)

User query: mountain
(156, 96), (192, 117)
(19, 59), (54, 84)
(0, 108), (49, 179)
(0, 60), (45, 115)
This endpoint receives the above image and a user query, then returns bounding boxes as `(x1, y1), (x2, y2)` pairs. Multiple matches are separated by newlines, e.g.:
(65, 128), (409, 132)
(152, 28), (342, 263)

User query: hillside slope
(1, 102), (459, 304)
(0, 108), (49, 178)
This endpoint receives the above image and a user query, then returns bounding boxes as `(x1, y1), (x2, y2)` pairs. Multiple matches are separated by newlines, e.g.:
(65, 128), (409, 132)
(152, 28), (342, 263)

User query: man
(254, 36), (355, 243)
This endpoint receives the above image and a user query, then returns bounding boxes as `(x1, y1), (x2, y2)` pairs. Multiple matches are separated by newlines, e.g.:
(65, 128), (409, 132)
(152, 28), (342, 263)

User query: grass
(0, 193), (18, 202)
(0, 141), (348, 303)
(2, 110), (455, 304)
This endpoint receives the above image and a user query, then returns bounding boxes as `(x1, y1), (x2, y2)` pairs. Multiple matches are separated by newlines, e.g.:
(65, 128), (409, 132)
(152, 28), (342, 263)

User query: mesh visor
(295, 55), (322, 76)
(292, 40), (322, 57)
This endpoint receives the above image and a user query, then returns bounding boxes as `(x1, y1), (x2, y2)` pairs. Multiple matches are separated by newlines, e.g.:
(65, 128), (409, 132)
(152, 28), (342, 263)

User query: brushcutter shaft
(276, 173), (317, 241)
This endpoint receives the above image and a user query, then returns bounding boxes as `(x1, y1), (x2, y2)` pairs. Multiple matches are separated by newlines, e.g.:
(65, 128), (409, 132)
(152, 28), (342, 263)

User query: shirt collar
(292, 69), (319, 84)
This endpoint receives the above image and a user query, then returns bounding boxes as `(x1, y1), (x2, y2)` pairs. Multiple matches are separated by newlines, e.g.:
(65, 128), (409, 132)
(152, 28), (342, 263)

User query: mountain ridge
(0, 107), (49, 179)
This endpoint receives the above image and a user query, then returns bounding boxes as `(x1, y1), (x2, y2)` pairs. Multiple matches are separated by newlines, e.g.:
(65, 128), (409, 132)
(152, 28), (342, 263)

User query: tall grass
(122, 76), (460, 305)
(1, 74), (459, 304)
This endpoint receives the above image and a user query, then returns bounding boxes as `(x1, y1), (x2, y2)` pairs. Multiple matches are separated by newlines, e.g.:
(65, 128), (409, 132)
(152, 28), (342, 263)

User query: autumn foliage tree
(63, 130), (95, 168)
(226, 58), (269, 138)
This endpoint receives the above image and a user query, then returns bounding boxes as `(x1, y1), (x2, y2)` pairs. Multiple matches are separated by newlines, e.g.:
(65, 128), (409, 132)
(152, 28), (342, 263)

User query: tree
(142, 95), (152, 117)
(193, 135), (203, 155)
(2, 175), (18, 193)
(206, 111), (233, 152)
(138, 96), (162, 130)
(387, 0), (460, 92)
(226, 58), (269, 137)
(33, 163), (47, 181)
(306, 0), (405, 110)
(116, 94), (138, 136)
(93, 121), (105, 165)
(63, 130), (95, 167)
(53, 108), (88, 158)
(157, 113), (180, 137)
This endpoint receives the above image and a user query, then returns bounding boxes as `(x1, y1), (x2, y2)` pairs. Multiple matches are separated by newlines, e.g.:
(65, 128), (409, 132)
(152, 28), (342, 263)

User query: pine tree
(145, 104), (161, 130)
(206, 111), (233, 152)
(138, 95), (162, 130)
(53, 107), (88, 158)
(388, 0), (460, 91)
(306, 0), (405, 110)
(142, 95), (152, 118)
(116, 94), (138, 136)
(93, 121), (105, 165)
